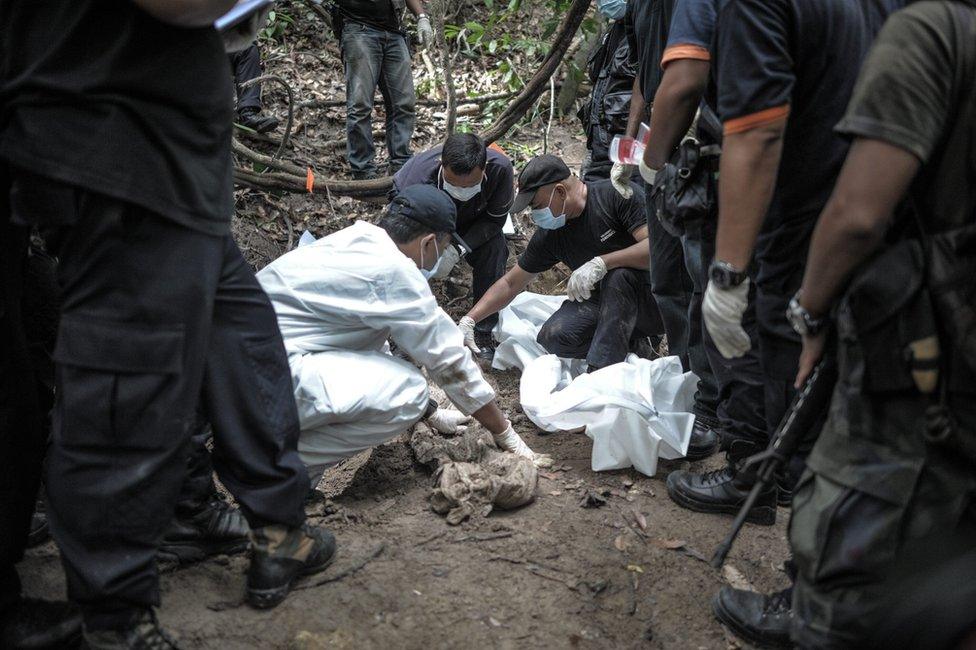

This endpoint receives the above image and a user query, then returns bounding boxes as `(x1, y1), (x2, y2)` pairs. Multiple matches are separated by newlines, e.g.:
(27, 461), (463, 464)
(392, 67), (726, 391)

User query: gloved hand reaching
(458, 316), (480, 354)
(610, 162), (634, 199)
(702, 279), (752, 359)
(567, 257), (607, 302)
(431, 245), (460, 280)
(417, 15), (434, 48)
(493, 423), (553, 468)
(426, 408), (471, 435)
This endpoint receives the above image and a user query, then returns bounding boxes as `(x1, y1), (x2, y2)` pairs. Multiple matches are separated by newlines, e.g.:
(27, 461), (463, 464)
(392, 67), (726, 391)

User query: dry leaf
(721, 564), (755, 592)
(614, 534), (631, 552)
(632, 510), (648, 531)
(626, 564), (644, 574)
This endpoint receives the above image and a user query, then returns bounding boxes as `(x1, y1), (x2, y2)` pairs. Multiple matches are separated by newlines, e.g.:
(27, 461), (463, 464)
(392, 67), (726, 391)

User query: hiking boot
(713, 585), (793, 649)
(236, 107), (278, 134)
(474, 330), (496, 363)
(666, 441), (777, 525)
(158, 499), (249, 567)
(82, 609), (178, 650)
(0, 598), (82, 649)
(27, 510), (50, 548)
(686, 415), (720, 461)
(246, 524), (336, 610)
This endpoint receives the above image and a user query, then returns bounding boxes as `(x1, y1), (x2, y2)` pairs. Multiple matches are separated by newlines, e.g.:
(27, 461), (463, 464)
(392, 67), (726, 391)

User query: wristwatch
(787, 292), (826, 337)
(708, 260), (747, 289)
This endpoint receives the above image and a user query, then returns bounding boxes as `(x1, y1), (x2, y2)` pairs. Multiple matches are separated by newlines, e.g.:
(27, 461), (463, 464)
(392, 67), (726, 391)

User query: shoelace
(765, 589), (792, 615)
(696, 466), (735, 486)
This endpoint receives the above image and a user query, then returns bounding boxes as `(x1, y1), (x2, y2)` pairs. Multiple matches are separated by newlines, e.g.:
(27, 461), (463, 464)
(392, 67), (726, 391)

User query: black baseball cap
(388, 184), (470, 253)
(512, 154), (572, 213)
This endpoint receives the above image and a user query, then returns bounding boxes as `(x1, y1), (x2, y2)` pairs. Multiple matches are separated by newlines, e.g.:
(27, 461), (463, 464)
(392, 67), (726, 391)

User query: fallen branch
(238, 74), (296, 159)
(296, 543), (387, 590)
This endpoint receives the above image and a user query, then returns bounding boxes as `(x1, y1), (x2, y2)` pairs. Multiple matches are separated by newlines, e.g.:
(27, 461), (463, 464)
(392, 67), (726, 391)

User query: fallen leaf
(654, 538), (687, 550)
(488, 616), (502, 627)
(626, 564), (644, 574)
(632, 510), (648, 532)
(549, 490), (562, 496)
(539, 471), (559, 481)
(622, 478), (634, 488)
(614, 535), (631, 552)
(722, 564), (755, 592)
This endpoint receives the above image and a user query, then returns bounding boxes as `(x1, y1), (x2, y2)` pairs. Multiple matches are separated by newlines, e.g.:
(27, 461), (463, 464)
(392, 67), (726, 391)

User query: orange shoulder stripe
(661, 44), (711, 69)
(723, 104), (791, 135)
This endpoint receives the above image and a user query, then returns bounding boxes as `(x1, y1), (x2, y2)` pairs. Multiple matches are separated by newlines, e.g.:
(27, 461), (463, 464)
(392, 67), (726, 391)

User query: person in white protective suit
(256, 184), (538, 484)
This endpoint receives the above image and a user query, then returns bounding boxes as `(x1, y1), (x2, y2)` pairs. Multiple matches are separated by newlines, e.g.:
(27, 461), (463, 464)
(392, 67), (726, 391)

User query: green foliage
(259, 9), (295, 43)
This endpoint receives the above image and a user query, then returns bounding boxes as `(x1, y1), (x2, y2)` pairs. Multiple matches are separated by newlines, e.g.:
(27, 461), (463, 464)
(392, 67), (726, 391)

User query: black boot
(246, 524), (336, 610)
(236, 107), (279, 134)
(0, 598), (82, 649)
(686, 414), (720, 461)
(474, 330), (496, 363)
(158, 499), (249, 567)
(712, 585), (793, 649)
(83, 609), (179, 650)
(666, 440), (777, 525)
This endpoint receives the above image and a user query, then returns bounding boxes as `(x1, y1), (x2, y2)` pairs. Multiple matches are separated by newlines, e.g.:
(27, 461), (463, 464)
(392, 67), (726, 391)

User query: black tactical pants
(464, 231), (508, 336)
(536, 267), (663, 370)
(229, 42), (262, 112)
(0, 205), (48, 615)
(9, 171), (308, 630)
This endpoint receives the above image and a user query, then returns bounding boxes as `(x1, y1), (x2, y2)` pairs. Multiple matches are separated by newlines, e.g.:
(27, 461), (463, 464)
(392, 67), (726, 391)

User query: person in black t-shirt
(393, 133), (514, 358)
(461, 155), (663, 371)
(335, 0), (433, 179)
(229, 41), (279, 134)
(0, 2), (335, 644)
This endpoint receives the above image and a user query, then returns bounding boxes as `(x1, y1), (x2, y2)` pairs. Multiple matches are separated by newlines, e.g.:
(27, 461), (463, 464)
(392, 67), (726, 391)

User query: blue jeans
(341, 22), (415, 175)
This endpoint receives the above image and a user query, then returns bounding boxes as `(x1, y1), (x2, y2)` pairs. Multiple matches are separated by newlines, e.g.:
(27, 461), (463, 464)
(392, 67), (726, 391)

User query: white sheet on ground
(492, 292), (698, 477)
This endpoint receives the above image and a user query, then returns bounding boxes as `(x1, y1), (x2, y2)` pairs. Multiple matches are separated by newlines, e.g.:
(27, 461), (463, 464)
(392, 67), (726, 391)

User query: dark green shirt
(836, 0), (976, 233)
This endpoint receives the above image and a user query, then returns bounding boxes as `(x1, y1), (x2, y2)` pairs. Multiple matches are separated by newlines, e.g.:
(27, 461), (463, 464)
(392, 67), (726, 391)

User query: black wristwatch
(708, 260), (747, 289)
(787, 292), (826, 337)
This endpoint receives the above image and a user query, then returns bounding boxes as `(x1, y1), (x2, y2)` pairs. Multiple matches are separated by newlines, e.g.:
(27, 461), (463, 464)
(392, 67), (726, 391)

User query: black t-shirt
(713, 0), (906, 295)
(625, 0), (676, 102)
(0, 2), (234, 235)
(392, 145), (514, 251)
(337, 0), (401, 33)
(519, 180), (646, 274)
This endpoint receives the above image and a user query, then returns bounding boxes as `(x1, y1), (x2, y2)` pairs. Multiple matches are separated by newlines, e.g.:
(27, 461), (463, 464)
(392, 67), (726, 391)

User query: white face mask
(419, 236), (444, 280)
(440, 167), (483, 203)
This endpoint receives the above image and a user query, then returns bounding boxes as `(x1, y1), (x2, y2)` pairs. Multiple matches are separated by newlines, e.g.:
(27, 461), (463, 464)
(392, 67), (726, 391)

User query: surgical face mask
(597, 0), (626, 20)
(419, 237), (444, 280)
(531, 186), (568, 230)
(440, 167), (483, 203)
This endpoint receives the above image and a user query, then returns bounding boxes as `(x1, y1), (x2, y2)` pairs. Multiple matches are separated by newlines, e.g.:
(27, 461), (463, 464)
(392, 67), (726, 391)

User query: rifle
(710, 354), (838, 569)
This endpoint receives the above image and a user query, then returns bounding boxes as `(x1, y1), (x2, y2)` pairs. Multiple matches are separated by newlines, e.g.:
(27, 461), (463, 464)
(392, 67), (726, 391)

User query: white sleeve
(360, 266), (496, 415)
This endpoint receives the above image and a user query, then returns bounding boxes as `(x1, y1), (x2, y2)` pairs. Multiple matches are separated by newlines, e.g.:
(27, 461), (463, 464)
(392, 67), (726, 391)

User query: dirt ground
(21, 359), (791, 649)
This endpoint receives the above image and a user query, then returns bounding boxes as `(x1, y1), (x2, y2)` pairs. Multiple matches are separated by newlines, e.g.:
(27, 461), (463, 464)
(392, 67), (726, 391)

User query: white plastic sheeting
(492, 292), (698, 477)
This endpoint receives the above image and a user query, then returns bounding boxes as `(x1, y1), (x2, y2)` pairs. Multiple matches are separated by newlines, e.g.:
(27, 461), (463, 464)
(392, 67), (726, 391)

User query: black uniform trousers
(465, 231), (508, 336)
(230, 42), (262, 112)
(537, 267), (663, 370)
(0, 198), (47, 615)
(8, 171), (308, 630)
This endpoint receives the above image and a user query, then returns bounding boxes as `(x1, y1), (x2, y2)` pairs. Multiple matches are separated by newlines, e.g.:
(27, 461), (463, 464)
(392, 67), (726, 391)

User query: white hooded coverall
(257, 221), (496, 479)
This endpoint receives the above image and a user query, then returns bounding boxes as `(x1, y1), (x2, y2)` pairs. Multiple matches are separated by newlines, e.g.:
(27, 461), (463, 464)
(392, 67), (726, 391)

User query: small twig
(452, 531), (513, 543)
(544, 74), (555, 154)
(295, 543), (387, 590)
(415, 531), (447, 547)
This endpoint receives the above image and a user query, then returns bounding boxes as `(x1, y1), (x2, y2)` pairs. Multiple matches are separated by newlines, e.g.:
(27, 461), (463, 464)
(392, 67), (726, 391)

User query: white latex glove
(417, 15), (434, 48)
(431, 245), (461, 280)
(426, 408), (471, 435)
(702, 278), (752, 359)
(639, 158), (658, 185)
(493, 423), (553, 468)
(457, 316), (480, 354)
(610, 162), (634, 199)
(567, 257), (608, 302)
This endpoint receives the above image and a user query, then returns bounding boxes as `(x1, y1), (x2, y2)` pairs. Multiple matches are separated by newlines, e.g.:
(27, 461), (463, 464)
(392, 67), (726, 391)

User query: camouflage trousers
(789, 350), (976, 648)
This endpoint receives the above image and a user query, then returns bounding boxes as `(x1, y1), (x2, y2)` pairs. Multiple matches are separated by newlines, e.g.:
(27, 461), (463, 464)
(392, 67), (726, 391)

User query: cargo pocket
(241, 336), (297, 440)
(789, 470), (908, 589)
(53, 315), (185, 451)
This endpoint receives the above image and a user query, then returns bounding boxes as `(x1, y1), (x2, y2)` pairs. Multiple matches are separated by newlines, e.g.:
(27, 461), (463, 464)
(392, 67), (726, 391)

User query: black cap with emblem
(388, 184), (470, 253)
(511, 154), (572, 213)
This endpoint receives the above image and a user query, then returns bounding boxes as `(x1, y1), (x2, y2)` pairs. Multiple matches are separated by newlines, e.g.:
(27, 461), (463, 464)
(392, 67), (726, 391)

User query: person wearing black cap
(257, 184), (541, 485)
(460, 155), (674, 378)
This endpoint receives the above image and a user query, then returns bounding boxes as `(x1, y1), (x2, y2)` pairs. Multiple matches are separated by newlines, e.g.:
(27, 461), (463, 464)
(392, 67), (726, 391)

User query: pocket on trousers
(790, 471), (905, 588)
(53, 316), (186, 450)
(242, 337), (297, 439)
